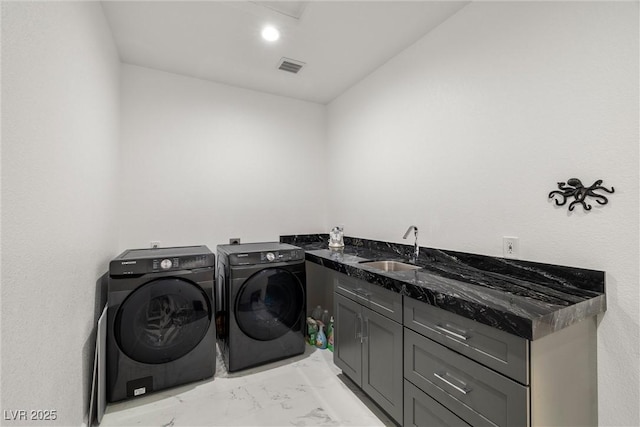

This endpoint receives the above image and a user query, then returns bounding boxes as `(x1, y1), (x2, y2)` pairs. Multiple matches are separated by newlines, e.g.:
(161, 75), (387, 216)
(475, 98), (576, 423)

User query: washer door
(235, 268), (304, 341)
(115, 277), (211, 364)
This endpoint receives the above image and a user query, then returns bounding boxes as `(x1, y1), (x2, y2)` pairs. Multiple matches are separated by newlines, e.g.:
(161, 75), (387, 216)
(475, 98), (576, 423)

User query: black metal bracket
(548, 178), (615, 211)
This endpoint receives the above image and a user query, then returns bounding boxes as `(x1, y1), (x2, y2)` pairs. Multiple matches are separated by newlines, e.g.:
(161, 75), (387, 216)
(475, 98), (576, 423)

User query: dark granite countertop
(281, 234), (606, 340)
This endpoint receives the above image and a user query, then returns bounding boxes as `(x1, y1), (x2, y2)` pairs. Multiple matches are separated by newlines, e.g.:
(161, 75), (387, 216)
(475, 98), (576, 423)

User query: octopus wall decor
(548, 178), (615, 211)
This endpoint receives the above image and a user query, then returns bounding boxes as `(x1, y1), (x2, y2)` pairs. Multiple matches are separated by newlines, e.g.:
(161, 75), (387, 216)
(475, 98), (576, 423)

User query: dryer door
(115, 277), (211, 364)
(235, 268), (304, 341)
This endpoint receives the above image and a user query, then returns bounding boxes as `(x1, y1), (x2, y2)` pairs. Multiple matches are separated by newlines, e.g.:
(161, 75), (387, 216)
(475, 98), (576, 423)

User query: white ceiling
(101, 1), (469, 104)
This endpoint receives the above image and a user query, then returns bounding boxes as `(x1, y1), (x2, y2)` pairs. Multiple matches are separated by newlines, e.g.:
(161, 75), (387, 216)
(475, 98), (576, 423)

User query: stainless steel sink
(360, 260), (421, 272)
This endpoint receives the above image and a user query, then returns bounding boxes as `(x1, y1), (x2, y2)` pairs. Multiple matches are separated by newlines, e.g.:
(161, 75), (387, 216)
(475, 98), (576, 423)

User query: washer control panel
(229, 249), (304, 266)
(151, 254), (211, 272)
(260, 250), (302, 263)
(222, 243), (305, 266)
(109, 246), (215, 276)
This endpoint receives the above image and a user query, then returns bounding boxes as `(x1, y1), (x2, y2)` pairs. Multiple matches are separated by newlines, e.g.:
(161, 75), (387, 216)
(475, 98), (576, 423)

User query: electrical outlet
(229, 238), (241, 245)
(503, 237), (519, 259)
(150, 241), (161, 249)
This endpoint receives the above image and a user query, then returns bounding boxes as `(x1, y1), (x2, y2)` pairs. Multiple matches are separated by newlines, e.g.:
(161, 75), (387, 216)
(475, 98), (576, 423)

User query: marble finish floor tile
(101, 346), (392, 426)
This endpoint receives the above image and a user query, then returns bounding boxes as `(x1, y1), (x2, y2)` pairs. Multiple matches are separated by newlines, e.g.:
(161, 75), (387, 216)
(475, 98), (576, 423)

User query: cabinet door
(334, 293), (362, 386)
(362, 307), (403, 425)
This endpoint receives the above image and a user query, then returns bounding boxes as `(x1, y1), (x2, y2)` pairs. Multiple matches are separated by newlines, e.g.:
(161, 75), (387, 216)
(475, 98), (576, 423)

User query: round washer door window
(235, 268), (304, 341)
(115, 277), (211, 364)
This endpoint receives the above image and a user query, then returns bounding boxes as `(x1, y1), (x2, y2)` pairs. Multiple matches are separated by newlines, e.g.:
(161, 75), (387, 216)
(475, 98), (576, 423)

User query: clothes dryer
(107, 246), (215, 402)
(216, 243), (306, 372)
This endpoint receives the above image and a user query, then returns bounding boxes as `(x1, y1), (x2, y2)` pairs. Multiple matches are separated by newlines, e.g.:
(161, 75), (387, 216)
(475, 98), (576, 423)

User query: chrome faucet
(403, 225), (419, 263)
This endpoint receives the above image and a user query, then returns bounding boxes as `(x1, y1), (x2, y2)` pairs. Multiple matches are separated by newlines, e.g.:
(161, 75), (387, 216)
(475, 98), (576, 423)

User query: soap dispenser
(329, 226), (344, 248)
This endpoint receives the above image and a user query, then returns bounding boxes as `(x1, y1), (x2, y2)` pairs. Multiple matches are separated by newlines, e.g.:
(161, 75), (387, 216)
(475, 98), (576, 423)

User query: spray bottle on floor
(327, 316), (334, 352)
(316, 323), (327, 349)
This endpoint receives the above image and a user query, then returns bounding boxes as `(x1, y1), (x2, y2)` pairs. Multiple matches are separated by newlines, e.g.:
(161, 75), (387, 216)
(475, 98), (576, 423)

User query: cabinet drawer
(404, 298), (529, 385)
(405, 380), (470, 427)
(405, 329), (529, 427)
(334, 272), (402, 322)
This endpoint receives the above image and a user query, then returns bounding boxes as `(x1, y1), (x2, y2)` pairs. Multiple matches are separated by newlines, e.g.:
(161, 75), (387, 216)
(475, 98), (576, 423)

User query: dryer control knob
(160, 259), (173, 269)
(266, 252), (276, 262)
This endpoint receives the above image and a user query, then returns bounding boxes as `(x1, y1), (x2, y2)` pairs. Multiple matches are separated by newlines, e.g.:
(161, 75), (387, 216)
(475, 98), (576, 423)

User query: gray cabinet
(404, 298), (529, 385)
(311, 264), (598, 427)
(405, 329), (528, 427)
(404, 299), (598, 427)
(333, 273), (403, 425)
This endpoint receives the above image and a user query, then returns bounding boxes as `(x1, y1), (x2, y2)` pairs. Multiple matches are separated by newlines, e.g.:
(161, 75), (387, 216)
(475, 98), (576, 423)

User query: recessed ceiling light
(261, 26), (280, 42)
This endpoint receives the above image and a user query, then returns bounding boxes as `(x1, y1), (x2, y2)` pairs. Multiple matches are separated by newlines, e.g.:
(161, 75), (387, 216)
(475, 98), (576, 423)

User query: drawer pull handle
(435, 325), (469, 341)
(339, 285), (358, 296)
(433, 372), (471, 395)
(355, 314), (365, 343)
(355, 288), (372, 298)
(362, 318), (368, 342)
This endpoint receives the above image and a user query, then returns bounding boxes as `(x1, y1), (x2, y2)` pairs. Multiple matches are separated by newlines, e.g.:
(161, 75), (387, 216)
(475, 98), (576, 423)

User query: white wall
(1, 2), (120, 425)
(118, 64), (326, 250)
(327, 2), (639, 426)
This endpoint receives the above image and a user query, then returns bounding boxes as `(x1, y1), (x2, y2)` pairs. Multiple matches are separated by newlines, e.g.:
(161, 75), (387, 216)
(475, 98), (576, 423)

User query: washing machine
(216, 242), (306, 372)
(107, 245), (216, 402)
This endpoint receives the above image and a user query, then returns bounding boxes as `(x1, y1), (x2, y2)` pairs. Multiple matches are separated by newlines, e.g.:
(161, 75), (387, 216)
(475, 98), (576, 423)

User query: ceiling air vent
(278, 57), (305, 74)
